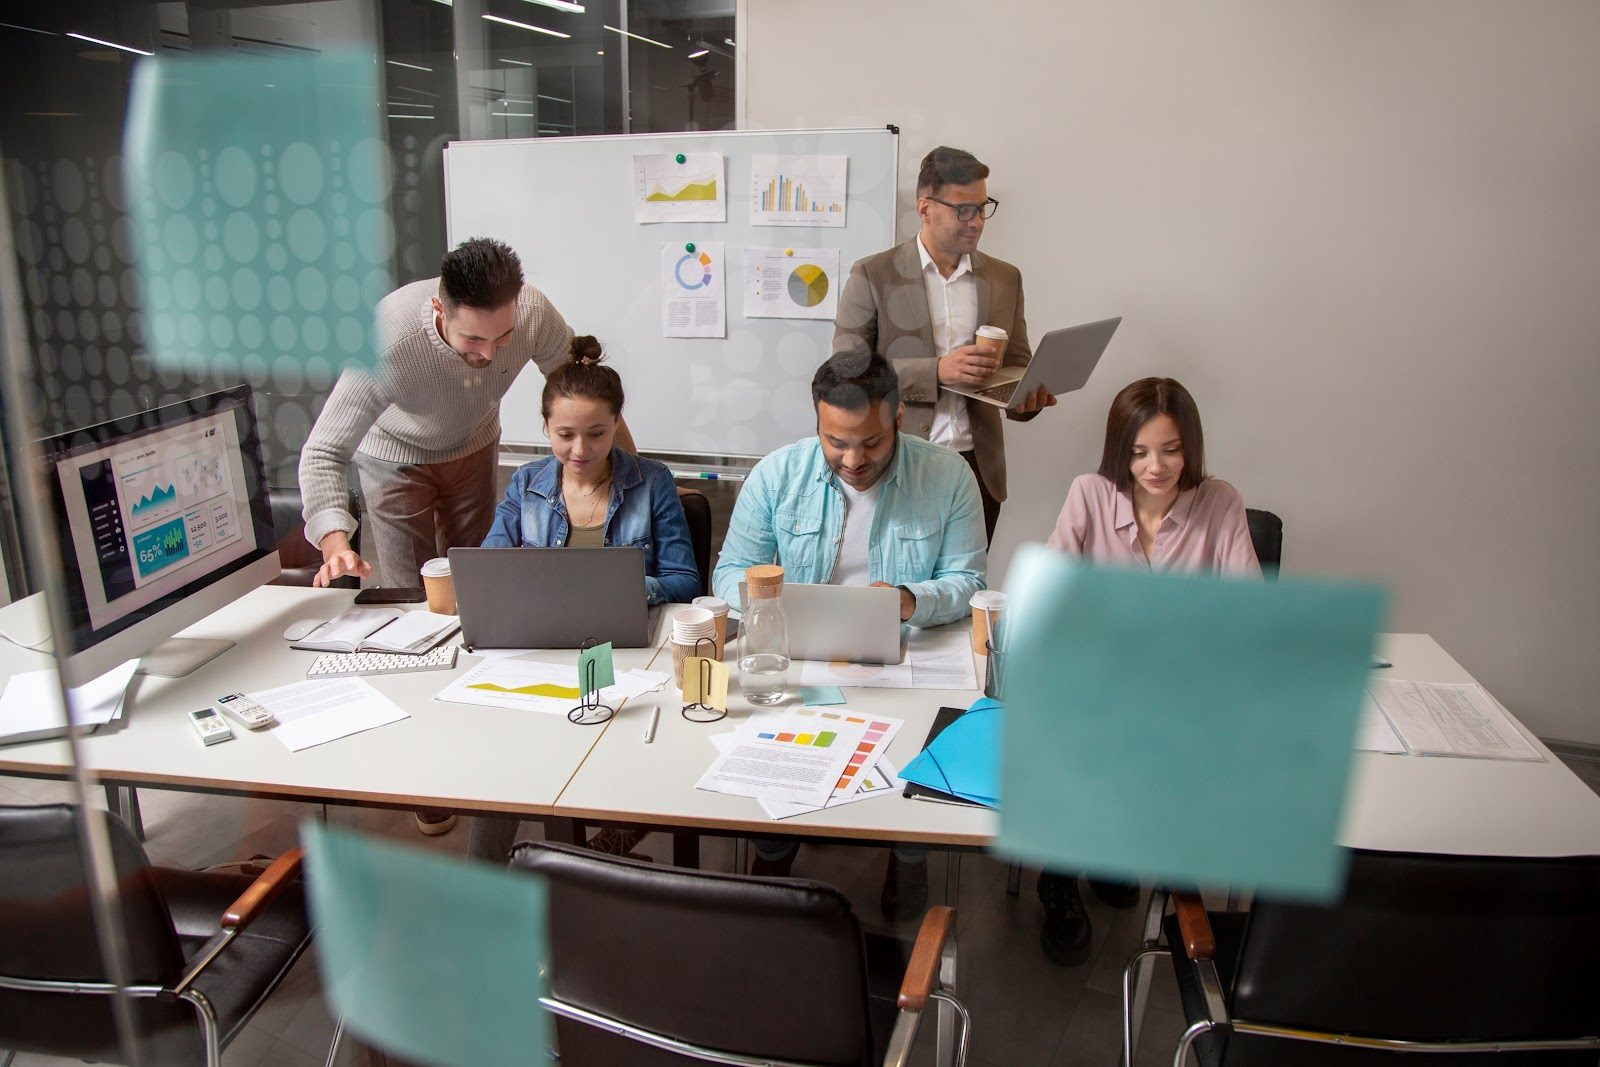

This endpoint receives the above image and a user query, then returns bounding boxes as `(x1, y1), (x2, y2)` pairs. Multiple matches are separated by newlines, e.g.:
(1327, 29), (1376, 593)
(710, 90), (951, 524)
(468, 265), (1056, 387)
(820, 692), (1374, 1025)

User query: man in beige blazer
(833, 146), (1056, 542)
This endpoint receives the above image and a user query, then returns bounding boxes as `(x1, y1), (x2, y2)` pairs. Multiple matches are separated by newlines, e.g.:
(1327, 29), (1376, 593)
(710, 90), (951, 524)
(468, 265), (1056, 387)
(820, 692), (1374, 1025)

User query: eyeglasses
(925, 196), (999, 222)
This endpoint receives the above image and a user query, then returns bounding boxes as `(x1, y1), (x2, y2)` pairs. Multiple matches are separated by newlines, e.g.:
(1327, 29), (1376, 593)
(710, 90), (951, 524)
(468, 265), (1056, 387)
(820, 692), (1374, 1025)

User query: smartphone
(352, 586), (426, 605)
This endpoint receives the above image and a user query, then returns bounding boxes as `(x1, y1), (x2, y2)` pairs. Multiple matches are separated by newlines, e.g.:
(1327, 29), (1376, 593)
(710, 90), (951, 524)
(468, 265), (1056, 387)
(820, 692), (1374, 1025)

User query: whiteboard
(443, 128), (898, 459)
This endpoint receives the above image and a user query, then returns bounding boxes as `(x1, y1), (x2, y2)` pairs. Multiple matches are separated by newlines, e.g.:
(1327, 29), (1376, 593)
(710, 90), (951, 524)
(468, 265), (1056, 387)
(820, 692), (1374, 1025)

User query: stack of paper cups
(671, 607), (717, 689)
(690, 596), (729, 658)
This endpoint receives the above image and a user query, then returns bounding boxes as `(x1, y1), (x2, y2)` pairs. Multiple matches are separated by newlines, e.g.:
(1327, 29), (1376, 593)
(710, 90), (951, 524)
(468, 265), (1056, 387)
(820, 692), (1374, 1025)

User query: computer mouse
(283, 619), (323, 642)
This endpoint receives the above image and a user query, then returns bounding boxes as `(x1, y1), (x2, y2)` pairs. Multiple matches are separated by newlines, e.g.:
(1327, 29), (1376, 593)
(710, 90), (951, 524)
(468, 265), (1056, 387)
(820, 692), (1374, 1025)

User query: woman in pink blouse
(1048, 377), (1259, 574)
(1034, 377), (1260, 965)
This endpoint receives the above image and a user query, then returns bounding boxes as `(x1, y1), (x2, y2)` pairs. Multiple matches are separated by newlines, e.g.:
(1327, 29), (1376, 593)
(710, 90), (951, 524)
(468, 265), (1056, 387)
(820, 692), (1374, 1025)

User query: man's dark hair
(438, 237), (524, 311)
(811, 350), (901, 413)
(916, 146), (990, 197)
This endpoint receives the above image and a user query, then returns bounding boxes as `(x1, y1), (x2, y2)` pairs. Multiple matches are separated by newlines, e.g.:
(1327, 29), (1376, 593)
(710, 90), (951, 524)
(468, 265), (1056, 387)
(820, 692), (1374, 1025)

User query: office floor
(4, 757), (1599, 1067)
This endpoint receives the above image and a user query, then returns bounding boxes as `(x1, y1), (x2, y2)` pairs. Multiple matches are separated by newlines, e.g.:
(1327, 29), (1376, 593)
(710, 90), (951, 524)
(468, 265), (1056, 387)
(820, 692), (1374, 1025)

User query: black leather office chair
(0, 804), (336, 1066)
(1123, 849), (1600, 1066)
(508, 840), (969, 1066)
(679, 488), (713, 596)
(1244, 508), (1281, 576)
(268, 484), (360, 588)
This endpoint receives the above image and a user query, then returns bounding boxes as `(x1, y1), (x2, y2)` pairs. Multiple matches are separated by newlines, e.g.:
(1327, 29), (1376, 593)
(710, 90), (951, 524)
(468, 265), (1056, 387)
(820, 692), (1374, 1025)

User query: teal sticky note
(124, 49), (389, 378)
(798, 685), (846, 706)
(578, 641), (615, 697)
(997, 545), (1384, 901)
(302, 822), (547, 1067)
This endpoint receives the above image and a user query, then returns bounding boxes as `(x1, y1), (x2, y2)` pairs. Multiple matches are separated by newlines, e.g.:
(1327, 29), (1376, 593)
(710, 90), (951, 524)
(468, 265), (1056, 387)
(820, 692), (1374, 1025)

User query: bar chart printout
(750, 154), (848, 227)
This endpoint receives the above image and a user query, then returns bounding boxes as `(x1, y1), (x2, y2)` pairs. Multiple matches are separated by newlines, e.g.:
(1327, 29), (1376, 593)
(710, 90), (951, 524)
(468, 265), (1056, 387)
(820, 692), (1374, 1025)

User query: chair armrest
(1172, 891), (1215, 960)
(222, 847), (304, 931)
(897, 904), (956, 1010)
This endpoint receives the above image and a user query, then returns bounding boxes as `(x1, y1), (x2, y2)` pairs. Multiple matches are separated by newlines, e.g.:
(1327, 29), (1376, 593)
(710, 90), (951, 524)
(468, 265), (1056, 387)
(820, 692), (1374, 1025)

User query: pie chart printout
(788, 263), (830, 308)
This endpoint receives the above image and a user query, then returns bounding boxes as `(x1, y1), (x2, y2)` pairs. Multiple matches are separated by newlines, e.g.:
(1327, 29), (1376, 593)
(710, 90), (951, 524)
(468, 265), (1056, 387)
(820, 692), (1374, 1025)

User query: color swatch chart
(792, 707), (900, 794)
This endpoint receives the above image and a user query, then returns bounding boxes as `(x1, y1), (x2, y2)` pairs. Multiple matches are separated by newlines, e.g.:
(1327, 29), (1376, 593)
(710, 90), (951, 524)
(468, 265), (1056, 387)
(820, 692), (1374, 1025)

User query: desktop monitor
(39, 385), (280, 686)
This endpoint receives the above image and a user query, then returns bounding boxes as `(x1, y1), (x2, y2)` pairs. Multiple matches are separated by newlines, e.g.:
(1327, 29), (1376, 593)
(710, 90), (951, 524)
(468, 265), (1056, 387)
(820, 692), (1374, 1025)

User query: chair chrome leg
(324, 1013), (345, 1067)
(1173, 1021), (1211, 1067)
(1005, 861), (1021, 896)
(1122, 946), (1168, 1066)
(1, 1049), (16, 1066)
(1127, 890), (1169, 1062)
(935, 925), (959, 1067)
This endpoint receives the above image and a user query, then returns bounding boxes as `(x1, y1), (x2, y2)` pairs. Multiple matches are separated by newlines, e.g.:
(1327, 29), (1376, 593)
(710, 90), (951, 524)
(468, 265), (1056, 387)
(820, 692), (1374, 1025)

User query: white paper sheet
(661, 241), (726, 338)
(795, 628), (977, 690)
(0, 660), (136, 743)
(749, 154), (848, 227)
(252, 677), (409, 753)
(1356, 693), (1407, 753)
(695, 714), (868, 806)
(436, 660), (671, 714)
(1369, 679), (1544, 761)
(743, 247), (841, 320)
(634, 152), (725, 223)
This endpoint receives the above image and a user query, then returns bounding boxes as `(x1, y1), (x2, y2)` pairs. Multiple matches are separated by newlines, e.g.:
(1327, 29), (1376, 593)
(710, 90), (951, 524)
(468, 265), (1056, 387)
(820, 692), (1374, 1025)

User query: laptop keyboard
(977, 381), (1018, 403)
(306, 644), (459, 679)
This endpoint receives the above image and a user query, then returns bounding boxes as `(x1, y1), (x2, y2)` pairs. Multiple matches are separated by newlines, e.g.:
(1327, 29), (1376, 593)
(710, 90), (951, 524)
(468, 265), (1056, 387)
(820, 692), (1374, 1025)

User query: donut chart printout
(743, 246), (841, 321)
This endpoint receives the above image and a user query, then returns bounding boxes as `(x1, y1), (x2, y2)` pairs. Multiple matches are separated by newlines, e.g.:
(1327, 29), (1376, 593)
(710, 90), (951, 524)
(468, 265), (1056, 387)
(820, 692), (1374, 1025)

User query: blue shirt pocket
(887, 518), (940, 582)
(774, 508), (824, 572)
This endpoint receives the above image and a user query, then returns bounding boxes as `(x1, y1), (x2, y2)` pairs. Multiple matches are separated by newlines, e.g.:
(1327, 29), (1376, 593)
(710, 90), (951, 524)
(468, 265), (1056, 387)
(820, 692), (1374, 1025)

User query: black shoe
(750, 846), (798, 878)
(880, 852), (930, 921)
(1088, 876), (1142, 909)
(1038, 872), (1092, 966)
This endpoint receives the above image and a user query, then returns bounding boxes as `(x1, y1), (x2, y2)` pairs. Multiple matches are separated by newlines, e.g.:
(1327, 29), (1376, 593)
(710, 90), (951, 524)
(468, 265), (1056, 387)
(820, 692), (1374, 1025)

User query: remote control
(188, 707), (234, 745)
(216, 692), (275, 729)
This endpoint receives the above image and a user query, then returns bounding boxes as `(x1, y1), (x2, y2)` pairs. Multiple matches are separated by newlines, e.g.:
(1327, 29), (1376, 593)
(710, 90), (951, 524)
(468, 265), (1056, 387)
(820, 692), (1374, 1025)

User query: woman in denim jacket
(481, 335), (699, 605)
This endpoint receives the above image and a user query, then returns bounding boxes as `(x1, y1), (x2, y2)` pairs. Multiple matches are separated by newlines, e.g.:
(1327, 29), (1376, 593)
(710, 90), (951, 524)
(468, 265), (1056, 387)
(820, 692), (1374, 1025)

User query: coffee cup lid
(420, 557), (451, 578)
(970, 590), (1008, 608)
(691, 596), (729, 615)
(976, 325), (1008, 340)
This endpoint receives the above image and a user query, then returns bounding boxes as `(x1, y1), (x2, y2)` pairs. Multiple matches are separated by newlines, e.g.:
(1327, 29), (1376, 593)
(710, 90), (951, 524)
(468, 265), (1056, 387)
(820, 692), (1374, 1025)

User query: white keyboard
(306, 645), (459, 679)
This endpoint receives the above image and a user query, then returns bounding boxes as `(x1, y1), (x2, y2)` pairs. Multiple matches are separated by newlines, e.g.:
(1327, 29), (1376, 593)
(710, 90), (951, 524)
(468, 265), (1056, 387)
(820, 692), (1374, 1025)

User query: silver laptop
(945, 316), (1121, 408)
(741, 582), (904, 663)
(449, 546), (653, 649)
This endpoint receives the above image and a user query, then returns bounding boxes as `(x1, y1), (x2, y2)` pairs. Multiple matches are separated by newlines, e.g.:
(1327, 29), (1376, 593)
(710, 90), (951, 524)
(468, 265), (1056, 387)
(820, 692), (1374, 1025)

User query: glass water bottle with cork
(738, 564), (790, 704)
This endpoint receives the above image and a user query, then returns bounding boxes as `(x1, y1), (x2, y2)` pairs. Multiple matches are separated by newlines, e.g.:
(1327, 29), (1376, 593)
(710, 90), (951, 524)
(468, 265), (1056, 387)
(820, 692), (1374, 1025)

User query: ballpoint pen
(644, 705), (660, 744)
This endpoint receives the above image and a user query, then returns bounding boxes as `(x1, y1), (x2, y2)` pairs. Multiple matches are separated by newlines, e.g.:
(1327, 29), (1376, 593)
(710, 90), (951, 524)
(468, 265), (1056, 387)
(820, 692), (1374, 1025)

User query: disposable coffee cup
(671, 638), (710, 690)
(691, 596), (729, 658)
(970, 590), (1008, 656)
(420, 557), (455, 615)
(672, 606), (716, 644)
(974, 325), (1008, 361)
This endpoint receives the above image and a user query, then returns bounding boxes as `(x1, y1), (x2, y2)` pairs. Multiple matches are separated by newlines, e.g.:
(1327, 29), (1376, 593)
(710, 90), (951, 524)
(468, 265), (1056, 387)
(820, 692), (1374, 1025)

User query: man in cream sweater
(299, 237), (634, 590)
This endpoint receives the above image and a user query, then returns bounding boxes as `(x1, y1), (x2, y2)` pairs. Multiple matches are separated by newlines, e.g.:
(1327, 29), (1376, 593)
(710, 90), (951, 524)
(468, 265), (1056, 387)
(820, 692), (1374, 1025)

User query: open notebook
(292, 607), (459, 655)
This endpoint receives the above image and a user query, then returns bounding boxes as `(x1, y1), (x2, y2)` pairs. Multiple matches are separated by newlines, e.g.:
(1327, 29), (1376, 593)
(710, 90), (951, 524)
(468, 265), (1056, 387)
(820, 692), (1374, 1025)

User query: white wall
(744, 0), (1600, 744)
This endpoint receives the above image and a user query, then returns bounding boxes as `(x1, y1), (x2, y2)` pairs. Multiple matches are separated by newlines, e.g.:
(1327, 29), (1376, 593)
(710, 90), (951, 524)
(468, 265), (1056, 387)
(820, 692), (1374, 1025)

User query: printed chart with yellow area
(787, 263), (830, 308)
(646, 176), (718, 202)
(633, 151), (726, 223)
(436, 660), (588, 714)
(743, 246), (841, 321)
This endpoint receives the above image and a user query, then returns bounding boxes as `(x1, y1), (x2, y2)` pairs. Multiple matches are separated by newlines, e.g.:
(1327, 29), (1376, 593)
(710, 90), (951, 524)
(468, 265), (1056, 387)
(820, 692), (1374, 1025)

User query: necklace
(563, 462), (612, 527)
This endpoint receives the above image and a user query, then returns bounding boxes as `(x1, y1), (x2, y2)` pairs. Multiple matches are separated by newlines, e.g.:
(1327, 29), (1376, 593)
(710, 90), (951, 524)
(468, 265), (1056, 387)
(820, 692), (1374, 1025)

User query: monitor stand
(134, 637), (236, 678)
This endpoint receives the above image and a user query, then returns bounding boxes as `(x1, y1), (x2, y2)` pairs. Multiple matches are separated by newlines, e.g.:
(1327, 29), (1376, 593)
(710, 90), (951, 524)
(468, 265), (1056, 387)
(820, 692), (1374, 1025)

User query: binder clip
(681, 637), (726, 724)
(568, 638), (615, 726)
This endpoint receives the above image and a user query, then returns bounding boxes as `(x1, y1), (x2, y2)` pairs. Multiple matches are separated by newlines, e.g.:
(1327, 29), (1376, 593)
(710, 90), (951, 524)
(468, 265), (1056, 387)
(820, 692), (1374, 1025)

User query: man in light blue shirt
(713, 351), (986, 628)
(714, 350), (986, 918)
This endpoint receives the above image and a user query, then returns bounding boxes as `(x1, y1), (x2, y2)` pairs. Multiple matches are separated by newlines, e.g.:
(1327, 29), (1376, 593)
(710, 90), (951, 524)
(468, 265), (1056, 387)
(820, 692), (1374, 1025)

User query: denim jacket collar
(524, 446), (646, 514)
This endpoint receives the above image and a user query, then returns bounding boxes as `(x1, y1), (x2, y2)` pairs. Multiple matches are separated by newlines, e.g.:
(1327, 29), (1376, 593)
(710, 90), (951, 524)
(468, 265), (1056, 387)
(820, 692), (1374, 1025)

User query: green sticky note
(124, 49), (389, 378)
(578, 641), (615, 697)
(998, 545), (1385, 901)
(798, 685), (846, 706)
(301, 822), (547, 1067)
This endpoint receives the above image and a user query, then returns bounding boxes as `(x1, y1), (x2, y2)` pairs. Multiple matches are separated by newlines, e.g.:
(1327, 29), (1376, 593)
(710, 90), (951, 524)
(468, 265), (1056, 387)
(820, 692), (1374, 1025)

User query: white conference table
(3, 587), (1600, 861)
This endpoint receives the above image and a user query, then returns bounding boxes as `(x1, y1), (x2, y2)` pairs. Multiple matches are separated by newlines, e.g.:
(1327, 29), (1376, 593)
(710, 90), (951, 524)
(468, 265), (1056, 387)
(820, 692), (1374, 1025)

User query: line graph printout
(750, 154), (847, 227)
(633, 152), (726, 223)
(744, 247), (841, 320)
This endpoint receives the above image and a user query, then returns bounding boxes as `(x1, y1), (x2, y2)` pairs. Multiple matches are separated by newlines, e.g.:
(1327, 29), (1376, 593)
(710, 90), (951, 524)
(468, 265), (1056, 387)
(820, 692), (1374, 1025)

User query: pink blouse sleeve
(1046, 477), (1091, 556)
(1215, 486), (1263, 577)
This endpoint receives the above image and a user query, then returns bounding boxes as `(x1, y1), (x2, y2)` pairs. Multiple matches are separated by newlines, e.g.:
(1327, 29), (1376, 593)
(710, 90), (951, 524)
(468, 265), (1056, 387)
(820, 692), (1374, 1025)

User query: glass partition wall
(0, 1), (733, 1062)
